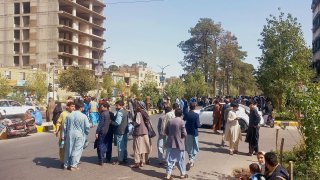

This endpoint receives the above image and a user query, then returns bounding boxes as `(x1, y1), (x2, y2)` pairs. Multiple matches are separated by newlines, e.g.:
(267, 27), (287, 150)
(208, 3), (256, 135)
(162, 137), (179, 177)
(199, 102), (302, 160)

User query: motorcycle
(263, 114), (275, 128)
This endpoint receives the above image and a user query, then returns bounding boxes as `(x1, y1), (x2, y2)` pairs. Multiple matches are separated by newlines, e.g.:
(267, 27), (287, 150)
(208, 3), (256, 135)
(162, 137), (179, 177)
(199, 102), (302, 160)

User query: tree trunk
(212, 78), (216, 96)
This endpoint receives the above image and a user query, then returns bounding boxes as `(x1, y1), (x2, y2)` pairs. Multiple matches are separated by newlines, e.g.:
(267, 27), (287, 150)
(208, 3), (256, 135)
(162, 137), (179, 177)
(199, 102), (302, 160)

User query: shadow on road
(33, 157), (61, 169)
(192, 170), (234, 180)
(131, 167), (164, 179)
(199, 140), (222, 147)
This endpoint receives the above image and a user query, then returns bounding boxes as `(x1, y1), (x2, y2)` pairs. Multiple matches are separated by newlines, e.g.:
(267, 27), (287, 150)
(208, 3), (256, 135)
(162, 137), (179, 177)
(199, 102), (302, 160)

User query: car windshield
(203, 105), (214, 111)
(8, 101), (21, 106)
(0, 101), (9, 107)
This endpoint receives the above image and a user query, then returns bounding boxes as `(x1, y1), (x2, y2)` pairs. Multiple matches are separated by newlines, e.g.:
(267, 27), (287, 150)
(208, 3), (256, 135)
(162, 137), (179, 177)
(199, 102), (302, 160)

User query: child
(249, 163), (266, 180)
(256, 151), (266, 175)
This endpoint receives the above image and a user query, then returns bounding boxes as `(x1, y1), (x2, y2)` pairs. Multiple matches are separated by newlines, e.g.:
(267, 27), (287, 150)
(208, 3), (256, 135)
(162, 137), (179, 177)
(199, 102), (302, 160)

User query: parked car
(194, 104), (264, 133)
(0, 99), (36, 119)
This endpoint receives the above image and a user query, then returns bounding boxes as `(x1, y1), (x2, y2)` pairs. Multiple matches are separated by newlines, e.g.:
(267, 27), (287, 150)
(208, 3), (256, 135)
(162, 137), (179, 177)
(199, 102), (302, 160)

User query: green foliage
(101, 74), (114, 98)
(280, 142), (320, 179)
(179, 18), (254, 96)
(130, 82), (140, 98)
(25, 71), (47, 102)
(141, 72), (160, 107)
(231, 61), (258, 96)
(275, 82), (320, 178)
(164, 79), (185, 100)
(115, 79), (126, 96)
(184, 70), (208, 97)
(256, 10), (313, 110)
(0, 74), (12, 98)
(58, 67), (96, 96)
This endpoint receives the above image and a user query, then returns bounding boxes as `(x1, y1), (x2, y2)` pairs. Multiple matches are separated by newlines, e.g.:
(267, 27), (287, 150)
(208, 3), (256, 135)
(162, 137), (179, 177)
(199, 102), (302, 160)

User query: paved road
(0, 113), (301, 180)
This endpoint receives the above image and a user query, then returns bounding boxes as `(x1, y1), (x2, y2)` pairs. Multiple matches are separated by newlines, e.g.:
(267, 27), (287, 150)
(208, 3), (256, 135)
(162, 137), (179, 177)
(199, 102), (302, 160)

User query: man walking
(54, 101), (75, 168)
(112, 100), (129, 165)
(183, 102), (201, 170)
(157, 106), (172, 165)
(245, 101), (261, 156)
(96, 102), (115, 165)
(62, 102), (90, 170)
(165, 108), (188, 179)
(89, 97), (99, 127)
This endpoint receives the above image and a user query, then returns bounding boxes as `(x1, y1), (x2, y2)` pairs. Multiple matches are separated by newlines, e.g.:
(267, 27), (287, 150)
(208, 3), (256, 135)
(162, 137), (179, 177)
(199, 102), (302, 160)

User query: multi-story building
(118, 63), (162, 89)
(0, 0), (106, 70)
(312, 0), (320, 75)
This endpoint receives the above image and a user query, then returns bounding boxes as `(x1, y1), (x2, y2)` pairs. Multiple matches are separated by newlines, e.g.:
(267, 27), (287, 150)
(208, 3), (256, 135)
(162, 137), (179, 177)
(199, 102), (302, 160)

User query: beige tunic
(133, 113), (151, 155)
(224, 110), (242, 143)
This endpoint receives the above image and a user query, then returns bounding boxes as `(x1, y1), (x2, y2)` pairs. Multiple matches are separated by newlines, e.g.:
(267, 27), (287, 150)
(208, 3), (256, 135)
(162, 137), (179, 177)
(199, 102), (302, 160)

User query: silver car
(194, 104), (264, 133)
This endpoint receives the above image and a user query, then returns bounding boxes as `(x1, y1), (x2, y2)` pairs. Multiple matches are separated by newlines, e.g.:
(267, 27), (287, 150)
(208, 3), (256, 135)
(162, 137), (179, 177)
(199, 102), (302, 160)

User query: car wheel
(238, 119), (248, 133)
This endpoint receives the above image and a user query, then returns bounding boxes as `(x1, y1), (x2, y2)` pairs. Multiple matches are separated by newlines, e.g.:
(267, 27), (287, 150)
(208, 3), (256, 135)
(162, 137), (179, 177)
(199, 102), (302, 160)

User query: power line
(106, 0), (164, 5)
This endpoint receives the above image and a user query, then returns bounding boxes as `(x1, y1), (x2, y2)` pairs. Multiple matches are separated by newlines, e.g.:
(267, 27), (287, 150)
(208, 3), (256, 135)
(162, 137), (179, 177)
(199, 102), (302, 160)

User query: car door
(200, 105), (214, 126)
(8, 100), (23, 115)
(0, 100), (13, 116)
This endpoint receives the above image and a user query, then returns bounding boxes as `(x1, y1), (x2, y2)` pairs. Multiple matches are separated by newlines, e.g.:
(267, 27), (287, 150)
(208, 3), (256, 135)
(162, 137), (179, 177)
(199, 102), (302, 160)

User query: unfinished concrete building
(0, 0), (106, 70)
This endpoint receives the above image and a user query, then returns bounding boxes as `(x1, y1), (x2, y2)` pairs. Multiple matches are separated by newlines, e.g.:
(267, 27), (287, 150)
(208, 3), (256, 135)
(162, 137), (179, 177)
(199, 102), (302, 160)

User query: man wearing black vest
(112, 100), (129, 165)
(95, 102), (115, 166)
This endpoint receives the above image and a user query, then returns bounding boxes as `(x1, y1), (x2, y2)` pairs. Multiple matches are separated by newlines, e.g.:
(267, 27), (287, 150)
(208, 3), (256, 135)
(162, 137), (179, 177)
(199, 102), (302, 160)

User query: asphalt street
(0, 113), (301, 180)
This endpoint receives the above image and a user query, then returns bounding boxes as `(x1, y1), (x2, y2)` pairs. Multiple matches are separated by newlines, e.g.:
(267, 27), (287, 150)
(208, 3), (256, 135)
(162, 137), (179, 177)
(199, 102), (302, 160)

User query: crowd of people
(50, 94), (288, 180)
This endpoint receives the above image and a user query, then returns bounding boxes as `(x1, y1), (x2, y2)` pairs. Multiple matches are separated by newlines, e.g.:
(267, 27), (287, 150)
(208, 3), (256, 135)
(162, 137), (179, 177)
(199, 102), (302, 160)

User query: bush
(280, 142), (320, 179)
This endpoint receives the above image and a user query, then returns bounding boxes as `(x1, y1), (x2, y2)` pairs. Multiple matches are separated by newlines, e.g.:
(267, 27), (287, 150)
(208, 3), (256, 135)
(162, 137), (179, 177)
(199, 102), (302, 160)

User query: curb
(274, 120), (298, 127)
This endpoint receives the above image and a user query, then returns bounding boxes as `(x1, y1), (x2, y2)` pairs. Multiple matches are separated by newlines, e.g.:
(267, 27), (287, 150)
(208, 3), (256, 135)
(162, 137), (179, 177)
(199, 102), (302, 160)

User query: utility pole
(158, 64), (170, 94)
(95, 47), (110, 100)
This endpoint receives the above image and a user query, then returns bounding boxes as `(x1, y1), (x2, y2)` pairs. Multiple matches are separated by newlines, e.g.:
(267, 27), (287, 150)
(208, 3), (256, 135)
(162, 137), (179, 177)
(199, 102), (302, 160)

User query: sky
(104, 0), (312, 77)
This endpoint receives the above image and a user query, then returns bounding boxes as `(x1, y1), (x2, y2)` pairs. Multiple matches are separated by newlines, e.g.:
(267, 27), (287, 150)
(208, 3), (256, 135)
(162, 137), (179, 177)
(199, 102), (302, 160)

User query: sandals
(180, 174), (188, 179)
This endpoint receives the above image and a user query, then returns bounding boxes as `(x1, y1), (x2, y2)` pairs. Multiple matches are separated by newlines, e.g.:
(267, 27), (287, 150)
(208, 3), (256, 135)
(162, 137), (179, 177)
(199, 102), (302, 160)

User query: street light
(158, 64), (170, 95)
(95, 47), (111, 100)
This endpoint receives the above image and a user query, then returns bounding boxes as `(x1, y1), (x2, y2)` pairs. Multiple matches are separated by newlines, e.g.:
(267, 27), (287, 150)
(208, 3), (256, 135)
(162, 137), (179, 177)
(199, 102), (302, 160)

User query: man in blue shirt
(183, 102), (201, 171)
(111, 101), (129, 165)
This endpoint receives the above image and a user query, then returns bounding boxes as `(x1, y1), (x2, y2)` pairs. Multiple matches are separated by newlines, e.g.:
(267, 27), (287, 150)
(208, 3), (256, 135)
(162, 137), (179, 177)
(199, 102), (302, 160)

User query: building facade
(312, 0), (320, 75)
(0, 0), (106, 70)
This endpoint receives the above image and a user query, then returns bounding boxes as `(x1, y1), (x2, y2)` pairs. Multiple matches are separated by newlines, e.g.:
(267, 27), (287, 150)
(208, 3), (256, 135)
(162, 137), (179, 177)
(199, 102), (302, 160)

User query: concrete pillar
(72, 6), (76, 16)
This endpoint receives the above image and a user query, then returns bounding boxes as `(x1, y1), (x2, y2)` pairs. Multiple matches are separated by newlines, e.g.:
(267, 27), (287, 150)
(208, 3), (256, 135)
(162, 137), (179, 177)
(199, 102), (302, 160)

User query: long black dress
(245, 108), (261, 154)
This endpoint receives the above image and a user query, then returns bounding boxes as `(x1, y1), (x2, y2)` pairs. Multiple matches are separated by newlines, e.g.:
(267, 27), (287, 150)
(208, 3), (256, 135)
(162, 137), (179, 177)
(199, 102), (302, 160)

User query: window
(22, 2), (30, 13)
(8, 101), (21, 107)
(5, 71), (11, 79)
(14, 3), (20, 14)
(14, 56), (19, 66)
(19, 72), (25, 80)
(22, 56), (30, 66)
(0, 101), (9, 107)
(204, 105), (214, 111)
(14, 30), (20, 40)
(14, 43), (20, 54)
(14, 17), (20, 27)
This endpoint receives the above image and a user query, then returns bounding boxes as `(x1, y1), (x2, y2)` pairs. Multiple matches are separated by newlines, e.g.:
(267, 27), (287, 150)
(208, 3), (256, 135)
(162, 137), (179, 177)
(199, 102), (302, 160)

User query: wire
(106, 0), (164, 5)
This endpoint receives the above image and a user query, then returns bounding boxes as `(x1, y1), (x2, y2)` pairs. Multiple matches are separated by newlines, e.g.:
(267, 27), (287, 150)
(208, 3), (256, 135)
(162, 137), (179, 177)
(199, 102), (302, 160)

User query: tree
(232, 61), (258, 95)
(115, 79), (126, 96)
(256, 10), (313, 110)
(58, 67), (96, 96)
(178, 18), (222, 95)
(25, 71), (47, 102)
(141, 72), (160, 107)
(130, 82), (140, 98)
(0, 74), (12, 98)
(108, 65), (119, 72)
(218, 31), (247, 95)
(164, 79), (185, 100)
(101, 74), (114, 98)
(184, 70), (208, 98)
